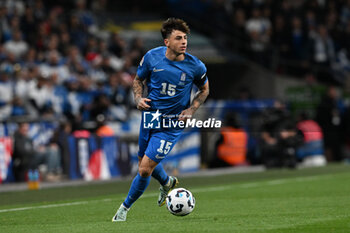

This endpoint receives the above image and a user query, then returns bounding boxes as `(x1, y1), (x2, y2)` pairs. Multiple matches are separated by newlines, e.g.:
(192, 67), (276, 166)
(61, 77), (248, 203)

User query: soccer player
(112, 18), (209, 222)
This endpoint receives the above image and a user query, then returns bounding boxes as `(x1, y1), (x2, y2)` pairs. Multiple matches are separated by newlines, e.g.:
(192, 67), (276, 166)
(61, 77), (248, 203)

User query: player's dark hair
(161, 18), (190, 39)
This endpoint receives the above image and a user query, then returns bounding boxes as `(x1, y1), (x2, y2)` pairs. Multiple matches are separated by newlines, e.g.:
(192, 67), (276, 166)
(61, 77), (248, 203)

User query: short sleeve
(193, 60), (208, 87)
(137, 52), (151, 80)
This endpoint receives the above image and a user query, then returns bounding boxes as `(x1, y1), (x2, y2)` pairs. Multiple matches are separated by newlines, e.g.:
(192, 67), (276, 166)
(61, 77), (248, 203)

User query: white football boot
(158, 176), (179, 207)
(112, 204), (129, 222)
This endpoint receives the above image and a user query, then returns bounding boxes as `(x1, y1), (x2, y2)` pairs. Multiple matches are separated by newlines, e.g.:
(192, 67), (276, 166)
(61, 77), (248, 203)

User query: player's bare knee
(138, 167), (151, 177)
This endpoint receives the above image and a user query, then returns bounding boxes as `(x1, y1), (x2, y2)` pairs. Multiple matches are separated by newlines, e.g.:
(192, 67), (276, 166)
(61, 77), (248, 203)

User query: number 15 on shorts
(157, 140), (173, 155)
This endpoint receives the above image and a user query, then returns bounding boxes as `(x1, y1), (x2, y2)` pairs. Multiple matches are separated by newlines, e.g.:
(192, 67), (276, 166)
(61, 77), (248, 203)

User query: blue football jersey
(137, 46), (208, 115)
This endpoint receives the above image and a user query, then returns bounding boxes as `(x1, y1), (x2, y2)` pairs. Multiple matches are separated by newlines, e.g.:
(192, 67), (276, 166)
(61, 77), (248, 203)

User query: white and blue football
(166, 188), (195, 216)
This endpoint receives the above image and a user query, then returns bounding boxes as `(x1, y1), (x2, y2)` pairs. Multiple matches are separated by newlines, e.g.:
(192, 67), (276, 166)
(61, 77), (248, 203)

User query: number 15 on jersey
(160, 83), (176, 96)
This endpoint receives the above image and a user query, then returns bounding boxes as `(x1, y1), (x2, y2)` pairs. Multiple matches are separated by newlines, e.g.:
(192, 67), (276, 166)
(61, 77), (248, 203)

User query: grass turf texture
(0, 164), (350, 233)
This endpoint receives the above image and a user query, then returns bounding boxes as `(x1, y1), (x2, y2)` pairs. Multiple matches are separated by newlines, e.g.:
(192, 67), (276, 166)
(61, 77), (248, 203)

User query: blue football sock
(152, 163), (169, 186)
(123, 174), (151, 208)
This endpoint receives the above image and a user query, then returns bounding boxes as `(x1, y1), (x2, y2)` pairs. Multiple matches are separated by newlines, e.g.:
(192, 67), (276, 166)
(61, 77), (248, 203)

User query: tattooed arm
(133, 75), (151, 110)
(178, 80), (209, 121)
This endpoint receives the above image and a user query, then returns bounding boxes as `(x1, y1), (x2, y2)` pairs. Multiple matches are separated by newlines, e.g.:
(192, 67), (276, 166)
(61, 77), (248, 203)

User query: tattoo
(147, 157), (154, 166)
(190, 83), (209, 112)
(133, 75), (143, 103)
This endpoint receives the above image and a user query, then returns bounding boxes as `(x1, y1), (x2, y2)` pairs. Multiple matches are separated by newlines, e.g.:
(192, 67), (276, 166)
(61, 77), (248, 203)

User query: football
(166, 188), (195, 216)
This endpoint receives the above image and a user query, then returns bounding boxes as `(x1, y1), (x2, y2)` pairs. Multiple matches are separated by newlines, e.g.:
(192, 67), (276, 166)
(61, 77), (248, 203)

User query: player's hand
(136, 97), (151, 110)
(178, 108), (194, 123)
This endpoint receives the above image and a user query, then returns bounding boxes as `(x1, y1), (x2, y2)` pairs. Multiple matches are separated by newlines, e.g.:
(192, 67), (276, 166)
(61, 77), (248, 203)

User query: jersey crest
(180, 72), (186, 81)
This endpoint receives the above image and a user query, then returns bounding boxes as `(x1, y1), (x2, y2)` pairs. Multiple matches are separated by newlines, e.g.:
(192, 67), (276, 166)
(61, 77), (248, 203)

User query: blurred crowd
(170, 0), (350, 85)
(231, 0), (350, 84)
(0, 0), (145, 127)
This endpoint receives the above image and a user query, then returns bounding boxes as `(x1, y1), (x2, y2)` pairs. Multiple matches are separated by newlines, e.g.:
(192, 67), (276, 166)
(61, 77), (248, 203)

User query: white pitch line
(0, 174), (333, 213)
(238, 182), (260, 188)
(266, 179), (286, 185)
(0, 198), (113, 213)
(0, 201), (89, 213)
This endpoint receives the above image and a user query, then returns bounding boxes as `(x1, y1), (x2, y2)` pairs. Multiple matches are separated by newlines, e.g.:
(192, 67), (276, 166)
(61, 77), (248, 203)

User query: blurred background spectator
(296, 112), (326, 167)
(210, 113), (248, 168)
(12, 122), (61, 182)
(245, 7), (271, 65)
(259, 100), (302, 168)
(12, 122), (33, 182)
(316, 86), (343, 161)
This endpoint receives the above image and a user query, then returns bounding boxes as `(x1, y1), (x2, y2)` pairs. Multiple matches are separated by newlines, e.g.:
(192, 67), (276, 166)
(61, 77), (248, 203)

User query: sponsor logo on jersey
(155, 154), (165, 159)
(153, 68), (165, 72)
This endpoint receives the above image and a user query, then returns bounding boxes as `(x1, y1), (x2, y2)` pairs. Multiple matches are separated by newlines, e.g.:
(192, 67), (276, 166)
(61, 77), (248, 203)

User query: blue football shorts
(138, 128), (182, 163)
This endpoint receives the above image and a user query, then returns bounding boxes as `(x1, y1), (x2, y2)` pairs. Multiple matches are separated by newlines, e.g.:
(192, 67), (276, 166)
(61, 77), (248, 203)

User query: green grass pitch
(1, 164), (350, 233)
